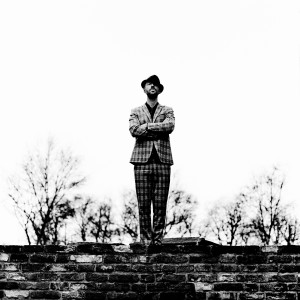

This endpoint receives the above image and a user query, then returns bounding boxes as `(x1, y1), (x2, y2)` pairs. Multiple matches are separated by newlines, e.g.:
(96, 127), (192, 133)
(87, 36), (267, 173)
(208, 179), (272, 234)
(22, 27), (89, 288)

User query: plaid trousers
(134, 162), (171, 243)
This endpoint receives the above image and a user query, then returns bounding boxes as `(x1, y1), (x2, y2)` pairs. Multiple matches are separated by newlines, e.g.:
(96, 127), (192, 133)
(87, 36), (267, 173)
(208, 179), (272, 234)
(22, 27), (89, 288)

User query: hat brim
(141, 80), (164, 93)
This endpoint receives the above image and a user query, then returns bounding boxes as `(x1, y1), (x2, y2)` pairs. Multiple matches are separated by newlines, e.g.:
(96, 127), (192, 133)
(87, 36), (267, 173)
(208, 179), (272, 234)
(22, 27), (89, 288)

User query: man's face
(144, 82), (160, 98)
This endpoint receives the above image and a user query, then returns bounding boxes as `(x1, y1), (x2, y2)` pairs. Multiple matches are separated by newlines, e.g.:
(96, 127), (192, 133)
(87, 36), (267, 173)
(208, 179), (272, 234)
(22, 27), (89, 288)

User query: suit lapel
(142, 104), (152, 122)
(153, 104), (163, 122)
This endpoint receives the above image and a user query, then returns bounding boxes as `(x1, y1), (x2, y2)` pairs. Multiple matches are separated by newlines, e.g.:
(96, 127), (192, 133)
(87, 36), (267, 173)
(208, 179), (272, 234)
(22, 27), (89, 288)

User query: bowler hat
(141, 75), (164, 93)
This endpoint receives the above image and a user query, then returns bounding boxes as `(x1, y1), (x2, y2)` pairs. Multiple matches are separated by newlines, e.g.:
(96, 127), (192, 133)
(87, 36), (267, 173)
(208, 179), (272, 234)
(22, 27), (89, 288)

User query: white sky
(0, 0), (300, 244)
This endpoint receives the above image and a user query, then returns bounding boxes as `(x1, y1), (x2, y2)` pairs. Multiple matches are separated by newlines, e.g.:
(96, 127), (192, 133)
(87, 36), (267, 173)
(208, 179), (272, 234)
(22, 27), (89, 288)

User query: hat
(141, 75), (164, 93)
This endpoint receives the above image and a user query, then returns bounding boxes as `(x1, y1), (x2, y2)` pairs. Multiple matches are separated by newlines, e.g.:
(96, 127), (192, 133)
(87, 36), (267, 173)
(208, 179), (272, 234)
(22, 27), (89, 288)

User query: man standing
(129, 75), (175, 245)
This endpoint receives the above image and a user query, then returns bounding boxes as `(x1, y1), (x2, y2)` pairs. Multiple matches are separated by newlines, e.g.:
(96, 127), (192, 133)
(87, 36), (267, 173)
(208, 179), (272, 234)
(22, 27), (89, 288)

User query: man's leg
(152, 163), (171, 245)
(134, 164), (153, 244)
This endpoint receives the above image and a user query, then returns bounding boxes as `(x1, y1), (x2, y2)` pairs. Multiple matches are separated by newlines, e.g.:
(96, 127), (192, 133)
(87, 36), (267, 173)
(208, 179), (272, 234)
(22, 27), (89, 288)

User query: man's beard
(147, 91), (158, 100)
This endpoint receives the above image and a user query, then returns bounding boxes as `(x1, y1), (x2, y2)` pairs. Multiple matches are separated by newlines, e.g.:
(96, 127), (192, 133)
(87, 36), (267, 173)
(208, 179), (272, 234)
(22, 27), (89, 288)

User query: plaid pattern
(129, 104), (175, 165)
(134, 163), (171, 243)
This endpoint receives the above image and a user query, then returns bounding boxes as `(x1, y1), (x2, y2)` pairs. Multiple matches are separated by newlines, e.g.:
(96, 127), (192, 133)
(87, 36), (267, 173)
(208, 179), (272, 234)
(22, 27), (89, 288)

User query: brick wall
(1, 239), (300, 300)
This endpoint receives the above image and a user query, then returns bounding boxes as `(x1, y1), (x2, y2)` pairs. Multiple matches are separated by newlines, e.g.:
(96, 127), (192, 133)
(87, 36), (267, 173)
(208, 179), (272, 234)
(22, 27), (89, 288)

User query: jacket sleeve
(129, 109), (148, 137)
(147, 107), (175, 134)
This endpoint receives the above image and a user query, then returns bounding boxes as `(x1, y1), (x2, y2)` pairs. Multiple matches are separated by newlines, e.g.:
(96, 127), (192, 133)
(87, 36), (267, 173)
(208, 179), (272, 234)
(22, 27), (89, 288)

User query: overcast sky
(0, 0), (300, 244)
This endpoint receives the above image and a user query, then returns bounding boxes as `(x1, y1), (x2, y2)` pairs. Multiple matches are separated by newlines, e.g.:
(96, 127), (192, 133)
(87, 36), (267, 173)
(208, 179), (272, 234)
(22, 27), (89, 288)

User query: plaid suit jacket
(129, 103), (175, 165)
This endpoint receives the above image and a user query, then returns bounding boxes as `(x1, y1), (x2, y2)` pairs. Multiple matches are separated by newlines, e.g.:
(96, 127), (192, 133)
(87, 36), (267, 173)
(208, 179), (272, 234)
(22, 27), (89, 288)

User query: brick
(132, 264), (155, 273)
(114, 283), (130, 292)
(288, 284), (300, 291)
(156, 274), (186, 283)
(56, 254), (71, 263)
(236, 274), (266, 282)
(188, 273), (218, 283)
(30, 290), (61, 299)
(219, 254), (237, 263)
(109, 274), (139, 283)
(268, 255), (293, 264)
(207, 292), (237, 300)
(213, 246), (261, 255)
(19, 282), (50, 290)
(103, 255), (130, 264)
(161, 265), (176, 273)
(195, 292), (207, 300)
(132, 283), (146, 292)
(61, 291), (80, 299)
(115, 264), (132, 272)
(22, 245), (44, 253)
(21, 263), (46, 272)
(106, 292), (138, 299)
(190, 254), (219, 264)
(0, 246), (23, 253)
(22, 272), (58, 281)
(50, 282), (70, 291)
(260, 283), (288, 292)
(277, 274), (297, 282)
(244, 284), (259, 292)
(239, 293), (265, 300)
(10, 253), (29, 262)
(278, 246), (300, 254)
(237, 255), (267, 264)
(45, 245), (69, 253)
(194, 282), (213, 292)
(82, 291), (107, 300)
(86, 273), (108, 282)
(70, 255), (103, 263)
(77, 264), (96, 272)
(60, 273), (85, 281)
(0, 263), (19, 271)
(265, 293), (296, 300)
(213, 283), (244, 291)
(278, 265), (300, 273)
(112, 245), (132, 253)
(218, 274), (236, 282)
(70, 283), (92, 291)
(257, 264), (278, 272)
(96, 265), (114, 272)
(212, 264), (241, 273)
(6, 272), (26, 280)
(239, 265), (258, 272)
(140, 274), (155, 283)
(262, 246), (279, 253)
(177, 265), (194, 273)
(30, 254), (56, 263)
(0, 281), (19, 289)
(75, 243), (114, 254)
(146, 282), (170, 291)
(169, 282), (195, 292)
(48, 264), (69, 272)
(0, 253), (9, 262)
(4, 290), (30, 298)
(149, 254), (188, 264)
(160, 292), (186, 300)
(92, 283), (114, 291)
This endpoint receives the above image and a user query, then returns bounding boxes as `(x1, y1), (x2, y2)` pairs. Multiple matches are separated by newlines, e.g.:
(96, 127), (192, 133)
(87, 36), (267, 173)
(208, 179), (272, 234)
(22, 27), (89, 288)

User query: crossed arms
(129, 107), (175, 139)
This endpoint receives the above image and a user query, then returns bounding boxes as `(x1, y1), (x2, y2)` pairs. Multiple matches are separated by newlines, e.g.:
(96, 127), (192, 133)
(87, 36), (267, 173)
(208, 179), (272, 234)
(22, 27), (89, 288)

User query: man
(129, 75), (175, 245)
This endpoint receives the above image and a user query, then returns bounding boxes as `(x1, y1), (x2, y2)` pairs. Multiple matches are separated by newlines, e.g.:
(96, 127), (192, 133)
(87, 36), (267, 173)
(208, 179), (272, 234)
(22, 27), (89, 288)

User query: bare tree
(88, 200), (121, 243)
(8, 139), (85, 245)
(203, 167), (300, 246)
(121, 190), (139, 242)
(280, 214), (300, 245)
(203, 194), (250, 245)
(73, 195), (94, 242)
(246, 167), (289, 245)
(165, 188), (198, 237)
